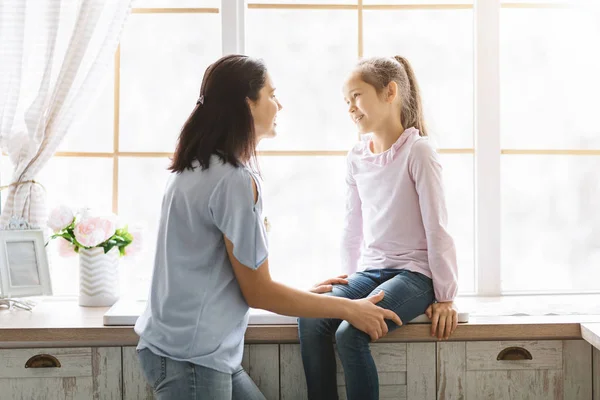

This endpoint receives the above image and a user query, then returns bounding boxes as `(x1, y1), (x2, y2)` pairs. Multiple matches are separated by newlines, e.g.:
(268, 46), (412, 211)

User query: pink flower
(74, 216), (116, 248)
(125, 227), (144, 258)
(47, 205), (74, 232)
(57, 238), (77, 258)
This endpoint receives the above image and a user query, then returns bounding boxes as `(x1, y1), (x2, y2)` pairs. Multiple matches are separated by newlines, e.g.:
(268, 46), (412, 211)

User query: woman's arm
(226, 237), (400, 341)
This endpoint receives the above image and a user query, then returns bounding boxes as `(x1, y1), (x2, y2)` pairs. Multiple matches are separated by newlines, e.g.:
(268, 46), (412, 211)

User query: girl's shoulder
(408, 135), (436, 157)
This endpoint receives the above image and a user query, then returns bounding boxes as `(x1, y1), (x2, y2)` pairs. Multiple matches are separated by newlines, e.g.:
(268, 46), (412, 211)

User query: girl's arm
(408, 139), (459, 302)
(409, 139), (459, 339)
(341, 156), (363, 275)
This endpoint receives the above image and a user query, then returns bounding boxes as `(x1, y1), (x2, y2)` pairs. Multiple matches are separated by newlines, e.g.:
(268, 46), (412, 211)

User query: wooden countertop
(2, 299), (600, 348)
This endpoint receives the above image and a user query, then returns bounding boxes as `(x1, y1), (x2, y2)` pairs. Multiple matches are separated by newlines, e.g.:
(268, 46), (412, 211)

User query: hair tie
(196, 95), (205, 106)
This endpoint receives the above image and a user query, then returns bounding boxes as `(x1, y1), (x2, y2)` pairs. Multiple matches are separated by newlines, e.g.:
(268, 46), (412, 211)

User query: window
(500, 1), (600, 292)
(5, 0), (598, 298)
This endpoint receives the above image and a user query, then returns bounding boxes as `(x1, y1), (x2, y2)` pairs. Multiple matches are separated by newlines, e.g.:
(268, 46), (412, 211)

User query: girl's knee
(335, 321), (370, 350)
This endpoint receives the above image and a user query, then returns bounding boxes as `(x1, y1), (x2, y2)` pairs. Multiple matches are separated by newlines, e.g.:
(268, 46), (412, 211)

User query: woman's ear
(386, 81), (399, 104)
(246, 97), (255, 110)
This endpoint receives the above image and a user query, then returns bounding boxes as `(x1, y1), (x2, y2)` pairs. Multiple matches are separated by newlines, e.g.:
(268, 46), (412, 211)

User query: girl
(134, 54), (401, 400)
(298, 56), (459, 400)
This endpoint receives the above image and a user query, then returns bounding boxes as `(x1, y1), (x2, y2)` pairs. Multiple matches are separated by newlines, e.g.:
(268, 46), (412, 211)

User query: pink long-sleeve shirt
(341, 127), (458, 302)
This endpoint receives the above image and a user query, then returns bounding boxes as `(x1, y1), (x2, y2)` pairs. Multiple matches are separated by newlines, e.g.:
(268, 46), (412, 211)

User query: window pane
(501, 7), (600, 149)
(363, 10), (473, 149)
(58, 71), (114, 153)
(40, 157), (113, 213)
(440, 154), (475, 293)
(259, 156), (346, 289)
(134, 0), (219, 7)
(502, 155), (600, 292)
(118, 157), (172, 299)
(120, 14), (221, 152)
(246, 9), (358, 151)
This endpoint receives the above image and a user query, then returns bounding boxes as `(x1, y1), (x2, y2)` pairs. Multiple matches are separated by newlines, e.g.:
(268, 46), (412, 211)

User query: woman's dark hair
(169, 54), (267, 173)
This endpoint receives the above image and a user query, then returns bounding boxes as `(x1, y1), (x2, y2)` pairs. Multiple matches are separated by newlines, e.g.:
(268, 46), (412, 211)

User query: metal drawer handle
(25, 354), (62, 368)
(497, 346), (533, 361)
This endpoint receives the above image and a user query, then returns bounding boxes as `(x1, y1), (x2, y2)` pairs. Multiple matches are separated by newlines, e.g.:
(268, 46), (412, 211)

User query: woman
(134, 54), (401, 400)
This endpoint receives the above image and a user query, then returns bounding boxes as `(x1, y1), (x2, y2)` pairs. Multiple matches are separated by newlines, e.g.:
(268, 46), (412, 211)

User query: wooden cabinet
(2, 341), (596, 399)
(280, 342), (436, 400)
(594, 347), (600, 400)
(242, 344), (280, 400)
(122, 346), (153, 400)
(437, 340), (593, 400)
(122, 344), (280, 400)
(0, 347), (121, 400)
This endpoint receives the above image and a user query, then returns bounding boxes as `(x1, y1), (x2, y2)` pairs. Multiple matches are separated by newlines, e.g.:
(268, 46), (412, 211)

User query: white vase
(78, 247), (120, 307)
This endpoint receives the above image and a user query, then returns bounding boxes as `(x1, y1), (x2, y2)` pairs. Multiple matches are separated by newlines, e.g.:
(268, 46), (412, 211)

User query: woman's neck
(370, 118), (405, 154)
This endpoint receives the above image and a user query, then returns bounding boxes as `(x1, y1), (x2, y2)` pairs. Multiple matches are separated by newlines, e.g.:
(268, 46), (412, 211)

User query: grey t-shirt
(135, 156), (268, 373)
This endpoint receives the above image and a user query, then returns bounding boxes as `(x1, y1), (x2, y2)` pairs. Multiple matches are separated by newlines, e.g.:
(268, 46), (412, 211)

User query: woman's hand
(309, 274), (349, 294)
(425, 301), (458, 340)
(346, 291), (403, 341)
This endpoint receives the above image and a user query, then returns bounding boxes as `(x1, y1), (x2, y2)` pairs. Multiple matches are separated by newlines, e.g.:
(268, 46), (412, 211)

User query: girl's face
(343, 72), (397, 135)
(248, 73), (283, 142)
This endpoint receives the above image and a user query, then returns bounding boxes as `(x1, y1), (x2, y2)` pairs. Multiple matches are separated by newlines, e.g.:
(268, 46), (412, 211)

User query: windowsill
(45, 292), (600, 319)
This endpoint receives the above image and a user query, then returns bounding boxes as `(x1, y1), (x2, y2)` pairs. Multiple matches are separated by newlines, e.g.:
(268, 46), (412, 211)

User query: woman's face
(248, 73), (283, 142)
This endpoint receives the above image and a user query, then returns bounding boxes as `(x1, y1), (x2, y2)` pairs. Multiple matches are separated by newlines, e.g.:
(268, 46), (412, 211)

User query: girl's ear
(386, 81), (399, 104)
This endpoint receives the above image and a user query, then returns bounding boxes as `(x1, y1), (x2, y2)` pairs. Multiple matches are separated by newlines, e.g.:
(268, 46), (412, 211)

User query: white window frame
(474, 0), (501, 295)
(35, 0), (598, 297)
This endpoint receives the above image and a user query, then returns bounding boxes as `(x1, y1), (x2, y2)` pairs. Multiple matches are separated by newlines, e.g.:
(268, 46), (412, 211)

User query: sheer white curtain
(0, 0), (133, 227)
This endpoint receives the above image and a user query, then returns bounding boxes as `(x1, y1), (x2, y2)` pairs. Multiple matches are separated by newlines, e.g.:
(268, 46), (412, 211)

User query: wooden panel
(465, 370), (563, 400)
(437, 342), (467, 400)
(338, 384), (407, 400)
(407, 342), (436, 400)
(122, 346), (154, 400)
(466, 341), (563, 371)
(242, 344), (279, 400)
(593, 347), (600, 400)
(581, 323), (600, 352)
(562, 340), (592, 400)
(280, 344), (307, 400)
(280, 343), (408, 400)
(0, 377), (88, 400)
(335, 343), (407, 386)
(0, 347), (121, 400)
(0, 347), (93, 378)
(92, 347), (122, 400)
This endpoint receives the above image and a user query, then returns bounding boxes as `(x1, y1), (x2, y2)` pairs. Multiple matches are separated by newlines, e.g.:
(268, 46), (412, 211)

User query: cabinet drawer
(466, 341), (563, 371)
(0, 348), (93, 379)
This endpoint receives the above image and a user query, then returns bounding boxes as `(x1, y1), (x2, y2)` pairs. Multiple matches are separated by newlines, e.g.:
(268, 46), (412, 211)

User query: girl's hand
(425, 301), (458, 340)
(309, 274), (349, 294)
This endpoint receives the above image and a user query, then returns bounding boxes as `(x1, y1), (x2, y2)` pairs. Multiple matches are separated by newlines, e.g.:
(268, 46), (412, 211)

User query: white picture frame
(0, 229), (52, 298)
